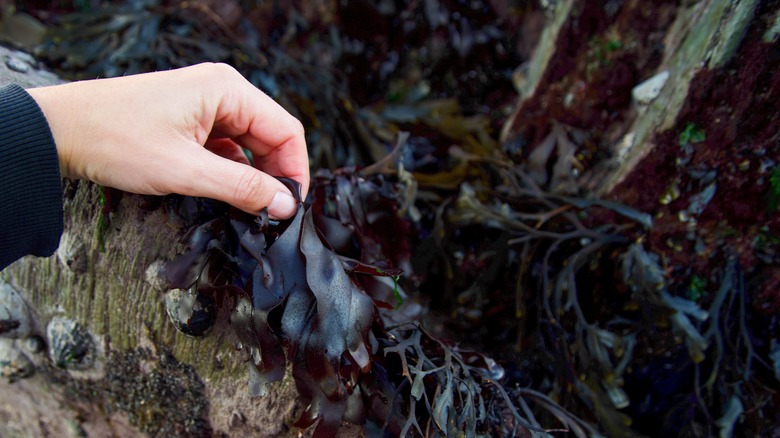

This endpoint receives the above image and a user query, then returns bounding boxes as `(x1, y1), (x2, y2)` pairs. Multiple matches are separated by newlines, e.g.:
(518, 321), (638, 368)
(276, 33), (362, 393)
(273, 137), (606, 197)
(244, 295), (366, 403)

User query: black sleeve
(0, 84), (64, 270)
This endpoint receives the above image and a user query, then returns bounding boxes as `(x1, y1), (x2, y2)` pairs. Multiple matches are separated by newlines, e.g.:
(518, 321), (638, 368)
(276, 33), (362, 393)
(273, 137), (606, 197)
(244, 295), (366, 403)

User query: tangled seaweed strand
(433, 124), (773, 436)
(622, 248), (772, 437)
(435, 153), (647, 435)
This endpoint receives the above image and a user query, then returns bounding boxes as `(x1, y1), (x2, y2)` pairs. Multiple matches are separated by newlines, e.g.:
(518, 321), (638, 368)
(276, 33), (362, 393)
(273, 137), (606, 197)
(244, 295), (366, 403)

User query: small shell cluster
(46, 317), (95, 370)
(1, 281), (99, 378)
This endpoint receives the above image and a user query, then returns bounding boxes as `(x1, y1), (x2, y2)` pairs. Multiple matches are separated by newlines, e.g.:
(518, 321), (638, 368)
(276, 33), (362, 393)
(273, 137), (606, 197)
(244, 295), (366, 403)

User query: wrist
(27, 85), (79, 180)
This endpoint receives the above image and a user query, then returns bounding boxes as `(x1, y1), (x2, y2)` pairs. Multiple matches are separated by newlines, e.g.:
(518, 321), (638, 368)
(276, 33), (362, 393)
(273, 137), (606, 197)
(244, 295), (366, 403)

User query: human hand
(27, 63), (309, 219)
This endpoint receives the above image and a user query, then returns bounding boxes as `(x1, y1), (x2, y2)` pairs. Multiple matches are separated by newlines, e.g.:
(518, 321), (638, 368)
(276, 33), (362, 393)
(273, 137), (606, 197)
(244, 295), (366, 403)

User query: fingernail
(268, 191), (297, 219)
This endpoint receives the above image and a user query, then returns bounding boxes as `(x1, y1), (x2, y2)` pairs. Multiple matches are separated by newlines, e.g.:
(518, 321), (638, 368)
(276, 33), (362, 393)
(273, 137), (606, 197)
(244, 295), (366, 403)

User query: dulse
(162, 174), (551, 436)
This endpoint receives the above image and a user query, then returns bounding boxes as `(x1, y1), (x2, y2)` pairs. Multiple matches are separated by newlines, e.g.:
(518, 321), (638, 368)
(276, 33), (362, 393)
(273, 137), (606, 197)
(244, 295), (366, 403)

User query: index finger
(205, 64), (310, 199)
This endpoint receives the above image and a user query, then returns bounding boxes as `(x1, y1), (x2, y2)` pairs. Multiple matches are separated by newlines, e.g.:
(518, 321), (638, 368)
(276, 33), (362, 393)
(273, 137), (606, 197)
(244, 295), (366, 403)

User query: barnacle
(56, 231), (88, 274)
(46, 316), (95, 370)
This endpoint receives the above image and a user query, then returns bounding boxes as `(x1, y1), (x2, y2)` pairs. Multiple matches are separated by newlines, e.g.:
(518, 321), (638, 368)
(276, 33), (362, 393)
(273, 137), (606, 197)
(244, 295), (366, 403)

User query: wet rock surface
(0, 44), (61, 88)
(0, 339), (34, 381)
(64, 348), (212, 437)
(0, 282), (32, 339)
(0, 1), (778, 436)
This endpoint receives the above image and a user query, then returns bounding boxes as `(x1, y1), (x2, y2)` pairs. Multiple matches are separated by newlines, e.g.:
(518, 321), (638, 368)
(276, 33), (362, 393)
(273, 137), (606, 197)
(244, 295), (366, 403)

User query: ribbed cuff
(0, 84), (64, 270)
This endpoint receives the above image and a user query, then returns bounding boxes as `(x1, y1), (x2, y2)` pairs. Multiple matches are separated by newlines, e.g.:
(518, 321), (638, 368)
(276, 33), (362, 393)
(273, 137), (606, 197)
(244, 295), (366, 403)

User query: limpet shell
(46, 317), (95, 370)
(165, 288), (216, 337)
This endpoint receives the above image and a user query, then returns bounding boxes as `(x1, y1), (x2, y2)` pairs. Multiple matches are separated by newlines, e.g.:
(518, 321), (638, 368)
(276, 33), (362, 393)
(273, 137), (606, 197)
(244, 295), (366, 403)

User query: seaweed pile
(157, 127), (660, 435)
(29, 0), (522, 171)
(160, 172), (591, 436)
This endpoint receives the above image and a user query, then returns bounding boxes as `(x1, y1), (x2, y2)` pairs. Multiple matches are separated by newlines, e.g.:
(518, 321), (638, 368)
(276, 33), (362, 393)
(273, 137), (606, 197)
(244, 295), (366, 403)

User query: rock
(632, 70), (670, 110)
(0, 338), (34, 381)
(4, 55), (29, 73)
(0, 45), (62, 89)
(144, 260), (168, 293)
(0, 281), (33, 338)
(0, 8), (46, 52)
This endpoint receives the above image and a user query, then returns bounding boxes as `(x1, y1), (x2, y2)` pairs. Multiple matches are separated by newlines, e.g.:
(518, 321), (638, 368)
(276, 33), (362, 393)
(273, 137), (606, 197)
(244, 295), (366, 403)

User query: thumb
(183, 149), (299, 219)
